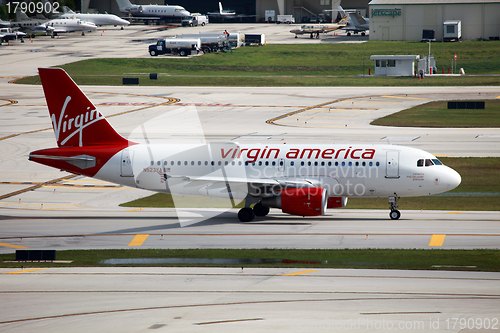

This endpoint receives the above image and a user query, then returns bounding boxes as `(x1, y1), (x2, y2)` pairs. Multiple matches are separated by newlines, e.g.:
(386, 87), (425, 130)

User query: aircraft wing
(122, 16), (161, 21)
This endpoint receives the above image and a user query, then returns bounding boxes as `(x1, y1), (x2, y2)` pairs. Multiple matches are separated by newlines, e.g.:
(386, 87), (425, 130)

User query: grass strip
(14, 42), (500, 86)
(120, 158), (500, 211)
(1, 249), (499, 271)
(372, 100), (500, 127)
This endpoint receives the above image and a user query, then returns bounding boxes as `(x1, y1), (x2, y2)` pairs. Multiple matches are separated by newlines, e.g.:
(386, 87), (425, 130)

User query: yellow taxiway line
(4, 269), (47, 274)
(128, 234), (149, 247)
(0, 242), (28, 249)
(428, 234), (446, 247)
(282, 270), (319, 276)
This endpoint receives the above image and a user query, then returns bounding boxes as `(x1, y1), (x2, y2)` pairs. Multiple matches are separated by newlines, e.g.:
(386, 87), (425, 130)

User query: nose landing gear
(389, 196), (401, 220)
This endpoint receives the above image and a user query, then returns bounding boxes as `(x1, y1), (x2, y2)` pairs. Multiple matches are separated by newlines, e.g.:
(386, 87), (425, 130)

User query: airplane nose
(445, 167), (461, 190)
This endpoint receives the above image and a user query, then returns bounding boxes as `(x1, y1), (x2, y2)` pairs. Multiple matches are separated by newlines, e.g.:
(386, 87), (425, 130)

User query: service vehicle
(174, 33), (227, 53)
(149, 38), (201, 57)
(277, 15), (295, 24)
(181, 14), (209, 27)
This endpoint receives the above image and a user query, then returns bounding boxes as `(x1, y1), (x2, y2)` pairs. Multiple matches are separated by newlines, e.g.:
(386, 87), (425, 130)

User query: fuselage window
(232, 161), (235, 166)
(171, 161), (174, 166)
(177, 161), (181, 166)
(225, 161), (228, 166)
(184, 161), (188, 166)
(376, 162), (380, 166)
(265, 161), (269, 166)
(198, 161), (201, 165)
(211, 161), (214, 166)
(245, 161), (249, 166)
(191, 161), (194, 166)
(335, 161), (339, 166)
(218, 161), (222, 166)
(328, 161), (331, 166)
(280, 161), (284, 166)
(164, 161), (168, 165)
(432, 159), (443, 165)
(362, 161), (366, 166)
(308, 161), (312, 166)
(417, 159), (424, 167)
(238, 161), (242, 166)
(369, 162), (373, 166)
(290, 161), (294, 166)
(205, 161), (208, 166)
(425, 159), (434, 166)
(252, 162), (255, 166)
(150, 161), (154, 166)
(355, 162), (359, 166)
(342, 161), (345, 166)
(258, 161), (262, 166)
(348, 162), (352, 166)
(301, 161), (305, 166)
(157, 161), (161, 165)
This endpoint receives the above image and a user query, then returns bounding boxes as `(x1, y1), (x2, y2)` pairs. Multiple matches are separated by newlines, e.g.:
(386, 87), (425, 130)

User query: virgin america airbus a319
(29, 68), (461, 222)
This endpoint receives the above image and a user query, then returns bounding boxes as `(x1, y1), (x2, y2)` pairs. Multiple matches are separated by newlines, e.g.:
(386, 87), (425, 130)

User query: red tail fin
(39, 68), (129, 148)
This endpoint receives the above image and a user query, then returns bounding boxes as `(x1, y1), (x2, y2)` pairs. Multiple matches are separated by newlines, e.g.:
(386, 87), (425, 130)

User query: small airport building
(370, 55), (419, 76)
(368, 0), (500, 41)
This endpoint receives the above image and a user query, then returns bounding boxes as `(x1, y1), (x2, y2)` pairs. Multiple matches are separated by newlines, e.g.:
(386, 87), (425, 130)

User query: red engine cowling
(281, 187), (327, 216)
(327, 196), (348, 208)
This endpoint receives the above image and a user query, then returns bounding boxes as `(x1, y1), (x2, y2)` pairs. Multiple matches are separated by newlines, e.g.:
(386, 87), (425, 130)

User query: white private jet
(53, 6), (130, 27)
(115, 0), (190, 23)
(13, 9), (97, 37)
(30, 68), (461, 223)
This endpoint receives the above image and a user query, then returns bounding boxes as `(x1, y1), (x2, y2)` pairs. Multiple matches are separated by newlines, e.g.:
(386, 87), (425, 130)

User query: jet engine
(327, 196), (348, 208)
(261, 187), (327, 216)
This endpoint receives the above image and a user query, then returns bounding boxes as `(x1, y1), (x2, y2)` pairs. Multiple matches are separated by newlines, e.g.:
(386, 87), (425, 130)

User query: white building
(370, 55), (419, 75)
(368, 0), (500, 41)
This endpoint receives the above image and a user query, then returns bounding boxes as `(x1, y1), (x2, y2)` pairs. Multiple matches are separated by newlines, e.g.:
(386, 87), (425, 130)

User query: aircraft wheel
(361, 32), (366, 36)
(295, 35), (297, 38)
(149, 50), (157, 56)
(253, 202), (270, 217)
(347, 32), (351, 36)
(238, 207), (255, 222)
(389, 210), (401, 220)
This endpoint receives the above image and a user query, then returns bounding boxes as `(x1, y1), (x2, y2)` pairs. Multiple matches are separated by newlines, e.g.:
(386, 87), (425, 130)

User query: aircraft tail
(219, 2), (223, 14)
(338, 14), (349, 26)
(38, 68), (130, 148)
(115, 0), (133, 11)
(16, 9), (31, 21)
(350, 13), (367, 26)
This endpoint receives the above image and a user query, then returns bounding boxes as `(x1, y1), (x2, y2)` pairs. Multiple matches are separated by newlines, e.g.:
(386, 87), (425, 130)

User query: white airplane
(13, 9), (97, 37)
(338, 6), (369, 36)
(30, 68), (461, 222)
(115, 0), (190, 22)
(208, 2), (236, 17)
(50, 5), (130, 27)
(290, 15), (348, 39)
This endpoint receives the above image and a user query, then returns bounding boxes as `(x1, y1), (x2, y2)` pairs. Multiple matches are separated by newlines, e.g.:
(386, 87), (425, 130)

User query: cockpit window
(425, 159), (434, 166)
(417, 159), (424, 167)
(432, 159), (443, 165)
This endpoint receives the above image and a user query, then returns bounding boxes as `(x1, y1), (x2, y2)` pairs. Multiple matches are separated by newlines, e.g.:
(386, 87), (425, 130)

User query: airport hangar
(368, 0), (500, 41)
(77, 0), (370, 23)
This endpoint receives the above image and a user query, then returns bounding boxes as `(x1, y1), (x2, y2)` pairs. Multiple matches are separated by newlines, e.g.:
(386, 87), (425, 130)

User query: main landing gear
(388, 196), (401, 220)
(237, 202), (270, 222)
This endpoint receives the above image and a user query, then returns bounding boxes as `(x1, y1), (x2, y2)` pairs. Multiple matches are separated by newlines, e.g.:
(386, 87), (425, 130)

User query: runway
(1, 267), (499, 333)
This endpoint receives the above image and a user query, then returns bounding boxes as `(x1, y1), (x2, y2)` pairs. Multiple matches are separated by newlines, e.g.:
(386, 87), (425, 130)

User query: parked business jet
(290, 15), (348, 39)
(338, 6), (369, 36)
(115, 0), (190, 22)
(13, 9), (96, 37)
(52, 6), (130, 27)
(30, 68), (461, 222)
